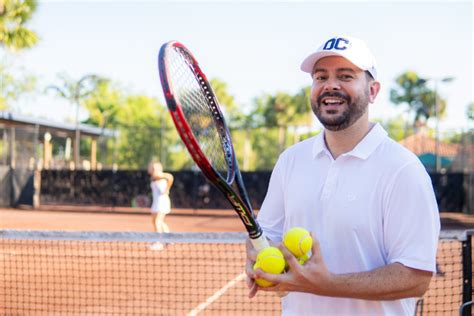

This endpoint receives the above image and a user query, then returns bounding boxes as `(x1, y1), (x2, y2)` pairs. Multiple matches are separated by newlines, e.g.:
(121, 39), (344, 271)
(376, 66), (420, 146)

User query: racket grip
(250, 235), (269, 252)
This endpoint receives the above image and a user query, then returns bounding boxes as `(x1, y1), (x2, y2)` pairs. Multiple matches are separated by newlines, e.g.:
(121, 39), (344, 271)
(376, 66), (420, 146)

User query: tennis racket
(158, 41), (269, 252)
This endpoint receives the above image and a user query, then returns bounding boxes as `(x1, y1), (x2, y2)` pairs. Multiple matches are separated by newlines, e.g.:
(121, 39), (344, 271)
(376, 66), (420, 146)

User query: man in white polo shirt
(245, 35), (440, 315)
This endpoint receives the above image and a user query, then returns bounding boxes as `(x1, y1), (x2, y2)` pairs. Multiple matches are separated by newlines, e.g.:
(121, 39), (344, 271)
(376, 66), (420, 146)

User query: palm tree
(256, 88), (312, 153)
(0, 0), (38, 51)
(46, 74), (105, 168)
(390, 71), (448, 129)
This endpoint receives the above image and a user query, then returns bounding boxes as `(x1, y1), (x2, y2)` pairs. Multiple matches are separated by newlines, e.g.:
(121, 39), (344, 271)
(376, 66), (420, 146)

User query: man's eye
(340, 75), (353, 80)
(313, 75), (326, 81)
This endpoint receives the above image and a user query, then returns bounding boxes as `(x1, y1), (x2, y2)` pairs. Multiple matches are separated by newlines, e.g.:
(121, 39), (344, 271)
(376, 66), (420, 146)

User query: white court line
(186, 272), (246, 316)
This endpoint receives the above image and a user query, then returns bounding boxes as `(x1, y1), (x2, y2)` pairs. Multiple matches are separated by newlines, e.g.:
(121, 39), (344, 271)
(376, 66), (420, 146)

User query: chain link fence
(1, 124), (473, 212)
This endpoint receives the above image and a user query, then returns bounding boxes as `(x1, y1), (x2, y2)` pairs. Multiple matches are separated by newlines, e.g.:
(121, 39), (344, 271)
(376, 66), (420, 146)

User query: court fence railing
(1, 229), (473, 315)
(1, 168), (470, 214)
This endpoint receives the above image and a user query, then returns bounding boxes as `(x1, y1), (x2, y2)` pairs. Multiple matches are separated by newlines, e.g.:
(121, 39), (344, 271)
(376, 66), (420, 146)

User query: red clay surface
(1, 206), (248, 233)
(1, 206), (473, 315)
(2, 205), (474, 232)
(1, 206), (281, 315)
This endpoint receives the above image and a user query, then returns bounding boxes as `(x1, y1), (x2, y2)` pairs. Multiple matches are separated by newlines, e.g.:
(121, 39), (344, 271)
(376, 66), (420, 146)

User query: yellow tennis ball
(298, 253), (310, 265)
(253, 246), (286, 287)
(283, 227), (312, 258)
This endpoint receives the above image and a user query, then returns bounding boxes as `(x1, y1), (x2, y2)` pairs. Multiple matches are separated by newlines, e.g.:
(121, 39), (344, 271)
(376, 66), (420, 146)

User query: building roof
(0, 111), (117, 138)
(398, 130), (459, 157)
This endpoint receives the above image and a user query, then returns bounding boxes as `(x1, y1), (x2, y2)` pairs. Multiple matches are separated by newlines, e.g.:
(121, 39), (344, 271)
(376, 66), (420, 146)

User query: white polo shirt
(257, 123), (440, 316)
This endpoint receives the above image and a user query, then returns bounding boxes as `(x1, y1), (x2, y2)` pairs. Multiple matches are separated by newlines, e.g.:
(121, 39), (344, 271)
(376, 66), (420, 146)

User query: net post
(461, 233), (472, 316)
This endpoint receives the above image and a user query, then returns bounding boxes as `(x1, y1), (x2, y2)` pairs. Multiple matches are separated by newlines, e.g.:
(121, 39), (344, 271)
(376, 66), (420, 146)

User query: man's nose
(323, 77), (341, 91)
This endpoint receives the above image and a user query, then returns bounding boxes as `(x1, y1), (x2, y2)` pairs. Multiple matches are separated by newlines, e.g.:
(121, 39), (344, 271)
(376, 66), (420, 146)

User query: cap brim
(300, 51), (343, 73)
(300, 50), (373, 78)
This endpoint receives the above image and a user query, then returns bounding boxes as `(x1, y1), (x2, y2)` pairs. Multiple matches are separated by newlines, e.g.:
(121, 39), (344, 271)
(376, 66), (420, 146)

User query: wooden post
(43, 132), (52, 169)
(74, 128), (80, 169)
(91, 138), (97, 170)
(9, 126), (15, 169)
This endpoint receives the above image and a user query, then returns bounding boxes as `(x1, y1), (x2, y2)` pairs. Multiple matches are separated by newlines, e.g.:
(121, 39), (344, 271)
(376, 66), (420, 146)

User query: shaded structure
(0, 111), (117, 207)
(0, 111), (117, 170)
(399, 130), (460, 171)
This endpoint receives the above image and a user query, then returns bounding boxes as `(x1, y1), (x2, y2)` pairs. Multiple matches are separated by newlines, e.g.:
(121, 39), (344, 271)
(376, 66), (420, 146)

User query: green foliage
(115, 95), (163, 169)
(81, 82), (191, 170)
(210, 78), (242, 126)
(208, 77), (308, 170)
(254, 88), (312, 128)
(0, 0), (38, 109)
(0, 62), (36, 109)
(443, 131), (463, 144)
(252, 87), (312, 152)
(250, 127), (281, 170)
(290, 86), (313, 126)
(46, 74), (106, 107)
(83, 81), (121, 128)
(0, 0), (38, 51)
(375, 116), (413, 142)
(467, 102), (474, 121)
(299, 130), (320, 142)
(390, 71), (448, 126)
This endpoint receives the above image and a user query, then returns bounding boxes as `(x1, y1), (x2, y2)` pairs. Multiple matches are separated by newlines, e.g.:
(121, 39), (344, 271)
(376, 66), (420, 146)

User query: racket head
(158, 41), (265, 241)
(158, 41), (236, 185)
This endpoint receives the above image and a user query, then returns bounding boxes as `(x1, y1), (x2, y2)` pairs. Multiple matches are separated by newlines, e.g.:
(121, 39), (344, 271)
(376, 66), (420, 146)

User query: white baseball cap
(300, 36), (378, 80)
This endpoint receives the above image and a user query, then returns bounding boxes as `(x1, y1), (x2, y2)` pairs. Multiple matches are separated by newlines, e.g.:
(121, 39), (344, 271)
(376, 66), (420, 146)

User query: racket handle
(250, 235), (269, 252)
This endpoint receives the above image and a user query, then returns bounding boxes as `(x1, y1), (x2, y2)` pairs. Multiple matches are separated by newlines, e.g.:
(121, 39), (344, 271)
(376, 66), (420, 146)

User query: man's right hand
(245, 238), (259, 298)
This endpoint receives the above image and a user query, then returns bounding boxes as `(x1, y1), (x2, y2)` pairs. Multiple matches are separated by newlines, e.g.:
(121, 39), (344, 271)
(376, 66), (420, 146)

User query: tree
(0, 63), (35, 109)
(46, 73), (105, 123)
(209, 78), (265, 169)
(376, 116), (413, 142)
(114, 95), (188, 170)
(390, 71), (447, 128)
(467, 102), (474, 121)
(0, 0), (38, 51)
(253, 87), (312, 152)
(0, 0), (38, 109)
(83, 80), (121, 129)
(210, 78), (242, 127)
(46, 73), (105, 167)
(80, 79), (191, 170)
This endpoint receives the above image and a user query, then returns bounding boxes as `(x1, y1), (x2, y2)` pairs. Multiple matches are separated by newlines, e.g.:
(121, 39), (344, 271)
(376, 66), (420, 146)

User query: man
(246, 36), (440, 315)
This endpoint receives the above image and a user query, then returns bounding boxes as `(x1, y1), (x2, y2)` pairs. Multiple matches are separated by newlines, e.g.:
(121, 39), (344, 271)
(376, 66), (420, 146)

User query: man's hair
(365, 71), (375, 82)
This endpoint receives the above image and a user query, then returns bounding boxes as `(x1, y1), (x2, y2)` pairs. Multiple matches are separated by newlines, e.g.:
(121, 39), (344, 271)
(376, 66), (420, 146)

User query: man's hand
(253, 233), (433, 300)
(253, 234), (338, 296)
(245, 238), (259, 298)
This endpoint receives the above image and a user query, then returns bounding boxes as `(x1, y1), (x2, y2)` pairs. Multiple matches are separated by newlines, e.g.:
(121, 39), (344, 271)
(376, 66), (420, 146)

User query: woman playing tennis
(148, 161), (174, 234)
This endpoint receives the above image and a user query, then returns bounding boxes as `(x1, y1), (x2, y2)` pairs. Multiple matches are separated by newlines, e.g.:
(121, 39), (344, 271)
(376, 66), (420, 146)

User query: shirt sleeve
(257, 152), (287, 243)
(383, 161), (441, 273)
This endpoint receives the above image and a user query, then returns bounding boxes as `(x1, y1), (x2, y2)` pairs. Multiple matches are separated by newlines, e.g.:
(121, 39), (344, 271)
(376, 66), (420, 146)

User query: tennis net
(1, 230), (472, 315)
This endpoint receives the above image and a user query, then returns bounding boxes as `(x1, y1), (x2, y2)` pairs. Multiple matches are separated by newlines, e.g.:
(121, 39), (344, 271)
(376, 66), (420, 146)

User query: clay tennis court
(1, 206), (473, 315)
(1, 206), (282, 315)
(2, 205), (474, 232)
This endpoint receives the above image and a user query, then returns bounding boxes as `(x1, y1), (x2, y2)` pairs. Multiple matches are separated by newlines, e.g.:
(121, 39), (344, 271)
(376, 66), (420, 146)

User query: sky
(8, 0), (474, 132)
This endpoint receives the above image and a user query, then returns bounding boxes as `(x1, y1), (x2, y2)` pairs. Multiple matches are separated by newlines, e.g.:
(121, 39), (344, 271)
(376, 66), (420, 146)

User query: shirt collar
(312, 123), (388, 160)
(312, 130), (329, 158)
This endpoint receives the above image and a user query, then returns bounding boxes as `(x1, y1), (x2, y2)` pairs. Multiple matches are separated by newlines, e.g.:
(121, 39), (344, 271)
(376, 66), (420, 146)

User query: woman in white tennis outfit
(147, 162), (174, 234)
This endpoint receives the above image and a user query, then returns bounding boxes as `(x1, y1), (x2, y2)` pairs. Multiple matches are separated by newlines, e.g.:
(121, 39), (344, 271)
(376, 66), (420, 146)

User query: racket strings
(168, 47), (231, 177)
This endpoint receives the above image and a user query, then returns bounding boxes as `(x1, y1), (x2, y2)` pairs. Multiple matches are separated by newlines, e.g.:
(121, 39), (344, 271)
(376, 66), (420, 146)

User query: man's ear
(368, 81), (381, 104)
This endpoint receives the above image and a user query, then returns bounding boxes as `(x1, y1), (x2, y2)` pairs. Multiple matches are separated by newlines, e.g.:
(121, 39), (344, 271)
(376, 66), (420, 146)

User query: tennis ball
(253, 246), (286, 287)
(283, 227), (312, 258)
(298, 253), (310, 265)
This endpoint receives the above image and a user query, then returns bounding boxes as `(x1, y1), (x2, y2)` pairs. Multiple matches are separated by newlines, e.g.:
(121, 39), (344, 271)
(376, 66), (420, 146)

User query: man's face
(310, 56), (378, 131)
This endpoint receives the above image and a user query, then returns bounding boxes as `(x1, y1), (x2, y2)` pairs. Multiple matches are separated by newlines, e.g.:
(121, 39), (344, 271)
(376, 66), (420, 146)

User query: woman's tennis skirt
(151, 195), (171, 214)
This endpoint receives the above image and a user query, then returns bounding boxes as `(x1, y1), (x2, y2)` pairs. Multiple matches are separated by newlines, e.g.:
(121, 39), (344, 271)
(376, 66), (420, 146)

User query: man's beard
(311, 90), (369, 131)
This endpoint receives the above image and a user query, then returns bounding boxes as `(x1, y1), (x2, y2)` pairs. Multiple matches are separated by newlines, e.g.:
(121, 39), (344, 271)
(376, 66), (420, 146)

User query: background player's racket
(158, 41), (269, 252)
